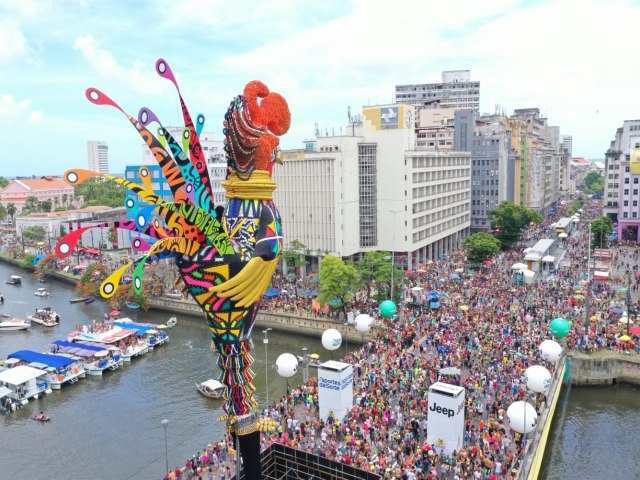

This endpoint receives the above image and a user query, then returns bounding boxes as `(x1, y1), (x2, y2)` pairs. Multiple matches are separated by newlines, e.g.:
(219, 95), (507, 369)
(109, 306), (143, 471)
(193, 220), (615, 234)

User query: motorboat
(0, 317), (30, 331)
(84, 296), (96, 304)
(163, 291), (183, 300)
(0, 364), (51, 406)
(34, 288), (50, 297)
(6, 275), (22, 285)
(120, 341), (149, 362)
(113, 320), (169, 348)
(69, 297), (89, 304)
(49, 340), (119, 376)
(166, 316), (178, 328)
(196, 379), (224, 399)
(126, 302), (141, 310)
(7, 350), (85, 389)
(32, 414), (51, 422)
(27, 307), (60, 327)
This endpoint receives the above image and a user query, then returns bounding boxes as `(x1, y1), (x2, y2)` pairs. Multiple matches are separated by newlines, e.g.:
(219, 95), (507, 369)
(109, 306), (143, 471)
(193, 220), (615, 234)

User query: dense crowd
(164, 199), (640, 480)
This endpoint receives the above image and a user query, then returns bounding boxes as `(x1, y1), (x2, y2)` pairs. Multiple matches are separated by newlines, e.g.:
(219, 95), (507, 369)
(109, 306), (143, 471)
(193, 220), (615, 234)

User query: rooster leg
(216, 338), (262, 479)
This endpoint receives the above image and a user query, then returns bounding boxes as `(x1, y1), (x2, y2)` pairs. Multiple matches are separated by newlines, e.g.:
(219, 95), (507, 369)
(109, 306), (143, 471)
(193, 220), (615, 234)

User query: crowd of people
(164, 198), (640, 480)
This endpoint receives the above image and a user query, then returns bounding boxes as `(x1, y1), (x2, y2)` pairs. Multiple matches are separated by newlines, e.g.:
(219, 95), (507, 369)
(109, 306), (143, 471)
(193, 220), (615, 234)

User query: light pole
(301, 347), (309, 384)
(263, 328), (273, 408)
(389, 209), (402, 302)
(161, 419), (169, 476)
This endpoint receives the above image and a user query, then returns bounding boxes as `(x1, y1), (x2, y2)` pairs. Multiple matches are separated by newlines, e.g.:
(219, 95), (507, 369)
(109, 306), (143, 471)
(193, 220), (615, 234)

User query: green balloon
(550, 317), (570, 338)
(380, 300), (397, 318)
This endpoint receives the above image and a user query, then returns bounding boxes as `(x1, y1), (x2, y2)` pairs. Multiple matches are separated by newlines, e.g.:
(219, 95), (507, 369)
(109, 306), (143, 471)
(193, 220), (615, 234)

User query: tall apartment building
(455, 112), (517, 231)
(561, 135), (573, 156)
(274, 103), (471, 271)
(605, 120), (640, 241)
(395, 70), (480, 112)
(87, 141), (109, 174)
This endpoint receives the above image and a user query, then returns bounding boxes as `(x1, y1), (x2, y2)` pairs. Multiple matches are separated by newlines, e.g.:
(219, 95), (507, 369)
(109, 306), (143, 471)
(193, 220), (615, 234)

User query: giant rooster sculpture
(54, 58), (290, 479)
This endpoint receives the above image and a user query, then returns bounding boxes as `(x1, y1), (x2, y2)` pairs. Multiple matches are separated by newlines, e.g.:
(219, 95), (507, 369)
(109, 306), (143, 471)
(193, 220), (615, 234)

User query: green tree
(463, 232), (501, 265)
(39, 199), (52, 213)
(0, 204), (6, 221)
(590, 216), (613, 249)
(0, 176), (9, 189)
(280, 240), (309, 275)
(318, 255), (360, 319)
(22, 196), (39, 215)
(357, 251), (392, 301)
(584, 172), (604, 194)
(22, 225), (47, 243)
(6, 203), (16, 223)
(74, 177), (126, 207)
(488, 201), (543, 248)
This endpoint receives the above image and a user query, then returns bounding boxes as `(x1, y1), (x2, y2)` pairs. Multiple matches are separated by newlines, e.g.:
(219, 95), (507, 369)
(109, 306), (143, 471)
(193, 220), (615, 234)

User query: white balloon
(354, 314), (372, 333)
(539, 339), (562, 363)
(275, 353), (298, 378)
(506, 401), (538, 434)
(322, 328), (343, 351)
(525, 365), (552, 393)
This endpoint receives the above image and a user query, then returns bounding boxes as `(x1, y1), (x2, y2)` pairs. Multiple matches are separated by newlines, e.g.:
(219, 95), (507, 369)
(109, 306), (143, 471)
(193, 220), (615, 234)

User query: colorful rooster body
(55, 60), (289, 479)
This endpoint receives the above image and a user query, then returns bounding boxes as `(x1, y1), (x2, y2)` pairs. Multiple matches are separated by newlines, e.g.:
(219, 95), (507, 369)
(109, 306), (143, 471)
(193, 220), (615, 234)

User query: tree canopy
(590, 216), (613, 249)
(74, 177), (126, 208)
(0, 176), (9, 189)
(463, 232), (501, 265)
(318, 255), (360, 311)
(280, 239), (309, 273)
(584, 171), (604, 195)
(488, 202), (543, 248)
(22, 225), (47, 243)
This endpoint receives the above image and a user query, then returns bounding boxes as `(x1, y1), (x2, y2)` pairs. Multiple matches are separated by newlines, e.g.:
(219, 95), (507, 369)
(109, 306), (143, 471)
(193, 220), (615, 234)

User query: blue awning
(264, 288), (280, 298)
(8, 350), (76, 369)
(53, 340), (106, 352)
(114, 322), (154, 334)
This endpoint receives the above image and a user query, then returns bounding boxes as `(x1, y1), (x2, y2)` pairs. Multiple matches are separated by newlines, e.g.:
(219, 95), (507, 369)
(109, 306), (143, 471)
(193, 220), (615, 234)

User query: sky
(1, 0), (639, 177)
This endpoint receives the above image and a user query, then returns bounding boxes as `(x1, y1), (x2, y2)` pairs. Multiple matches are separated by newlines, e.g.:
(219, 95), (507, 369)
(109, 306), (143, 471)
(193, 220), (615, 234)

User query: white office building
(395, 70), (480, 112)
(274, 104), (471, 270)
(87, 141), (109, 174)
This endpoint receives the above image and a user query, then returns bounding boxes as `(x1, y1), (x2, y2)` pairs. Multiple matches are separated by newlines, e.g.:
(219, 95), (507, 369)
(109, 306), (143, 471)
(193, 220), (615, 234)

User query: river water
(540, 383), (640, 480)
(0, 263), (340, 479)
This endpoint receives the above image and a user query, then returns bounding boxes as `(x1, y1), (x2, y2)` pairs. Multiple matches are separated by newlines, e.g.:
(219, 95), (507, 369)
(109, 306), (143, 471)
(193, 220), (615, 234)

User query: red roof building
(0, 176), (75, 213)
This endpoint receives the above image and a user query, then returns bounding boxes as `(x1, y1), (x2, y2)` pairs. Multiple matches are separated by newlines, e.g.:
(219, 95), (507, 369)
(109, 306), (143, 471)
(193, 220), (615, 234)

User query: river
(540, 383), (640, 479)
(0, 263), (343, 479)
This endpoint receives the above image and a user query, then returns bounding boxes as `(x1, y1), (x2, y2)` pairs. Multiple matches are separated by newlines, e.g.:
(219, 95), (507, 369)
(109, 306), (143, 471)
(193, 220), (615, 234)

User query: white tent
(512, 263), (527, 270)
(558, 233), (568, 238)
(542, 255), (555, 262)
(523, 247), (533, 253)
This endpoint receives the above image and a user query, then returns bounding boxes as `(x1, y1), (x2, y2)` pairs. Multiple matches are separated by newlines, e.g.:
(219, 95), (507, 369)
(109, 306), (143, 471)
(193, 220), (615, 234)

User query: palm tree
(6, 203), (16, 224)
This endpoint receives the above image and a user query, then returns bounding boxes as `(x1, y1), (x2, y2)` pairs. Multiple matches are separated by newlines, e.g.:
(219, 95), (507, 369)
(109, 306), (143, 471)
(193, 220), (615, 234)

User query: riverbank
(568, 350), (640, 386)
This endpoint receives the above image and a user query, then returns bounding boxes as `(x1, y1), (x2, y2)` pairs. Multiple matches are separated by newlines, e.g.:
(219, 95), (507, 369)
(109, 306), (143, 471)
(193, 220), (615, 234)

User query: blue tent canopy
(8, 350), (76, 369)
(264, 288), (280, 298)
(53, 340), (106, 352)
(114, 322), (154, 334)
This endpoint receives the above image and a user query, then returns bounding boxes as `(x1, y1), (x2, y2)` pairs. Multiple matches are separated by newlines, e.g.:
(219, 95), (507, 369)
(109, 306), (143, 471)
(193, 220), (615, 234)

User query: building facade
(604, 120), (640, 240)
(87, 141), (109, 174)
(275, 103), (471, 270)
(395, 70), (480, 112)
(0, 176), (76, 214)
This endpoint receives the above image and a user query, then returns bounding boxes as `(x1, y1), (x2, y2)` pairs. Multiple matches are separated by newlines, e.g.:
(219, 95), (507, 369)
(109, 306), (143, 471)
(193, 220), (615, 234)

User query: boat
(84, 296), (96, 304)
(0, 364), (51, 406)
(69, 297), (90, 304)
(166, 316), (177, 328)
(34, 288), (50, 297)
(0, 317), (30, 331)
(50, 340), (119, 376)
(113, 320), (169, 348)
(32, 414), (51, 422)
(163, 291), (183, 300)
(126, 302), (141, 310)
(7, 350), (85, 389)
(6, 275), (22, 285)
(196, 379), (224, 399)
(27, 307), (60, 327)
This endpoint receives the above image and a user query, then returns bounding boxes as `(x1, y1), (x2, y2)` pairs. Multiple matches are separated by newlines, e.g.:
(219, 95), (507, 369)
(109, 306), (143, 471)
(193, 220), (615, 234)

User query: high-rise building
(395, 70), (480, 112)
(454, 112), (517, 231)
(275, 103), (471, 271)
(605, 120), (640, 240)
(561, 135), (573, 156)
(87, 141), (109, 174)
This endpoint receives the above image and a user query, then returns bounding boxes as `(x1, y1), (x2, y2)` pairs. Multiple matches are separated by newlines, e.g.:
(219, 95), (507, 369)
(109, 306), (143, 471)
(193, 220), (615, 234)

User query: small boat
(163, 292), (183, 300)
(0, 365), (51, 407)
(126, 302), (141, 310)
(8, 350), (85, 389)
(32, 415), (51, 422)
(196, 379), (224, 399)
(69, 297), (88, 304)
(166, 316), (177, 328)
(27, 307), (60, 327)
(0, 317), (30, 331)
(84, 296), (96, 304)
(34, 288), (50, 297)
(6, 275), (22, 285)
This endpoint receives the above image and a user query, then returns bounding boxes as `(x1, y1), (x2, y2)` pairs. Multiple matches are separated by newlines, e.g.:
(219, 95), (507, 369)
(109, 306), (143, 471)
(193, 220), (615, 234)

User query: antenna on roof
(347, 106), (352, 123)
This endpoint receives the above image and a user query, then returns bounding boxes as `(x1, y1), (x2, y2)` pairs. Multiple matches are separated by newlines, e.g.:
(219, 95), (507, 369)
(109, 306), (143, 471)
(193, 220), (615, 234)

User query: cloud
(0, 20), (29, 64)
(0, 94), (43, 126)
(73, 35), (168, 96)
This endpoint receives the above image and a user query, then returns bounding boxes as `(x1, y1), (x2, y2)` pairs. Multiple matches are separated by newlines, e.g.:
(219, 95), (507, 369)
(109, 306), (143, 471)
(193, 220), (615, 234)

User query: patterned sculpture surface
(55, 59), (290, 479)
